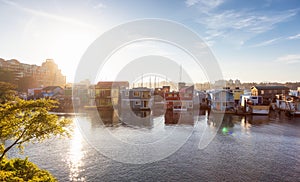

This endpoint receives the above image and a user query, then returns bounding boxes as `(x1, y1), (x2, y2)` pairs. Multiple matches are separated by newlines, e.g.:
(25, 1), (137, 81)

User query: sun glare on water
(68, 121), (86, 181)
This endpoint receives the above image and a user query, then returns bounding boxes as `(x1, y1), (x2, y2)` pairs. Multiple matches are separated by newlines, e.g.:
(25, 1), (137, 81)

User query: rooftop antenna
(149, 76), (152, 88)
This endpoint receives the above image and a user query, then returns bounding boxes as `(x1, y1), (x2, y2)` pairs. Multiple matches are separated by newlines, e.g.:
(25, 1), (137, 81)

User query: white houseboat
(240, 95), (270, 115)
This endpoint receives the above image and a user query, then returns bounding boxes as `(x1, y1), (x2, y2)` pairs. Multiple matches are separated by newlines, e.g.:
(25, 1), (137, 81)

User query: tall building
(37, 59), (66, 87)
(0, 58), (66, 88)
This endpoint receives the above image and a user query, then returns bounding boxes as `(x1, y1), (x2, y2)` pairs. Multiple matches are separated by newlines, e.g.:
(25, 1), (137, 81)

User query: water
(8, 110), (300, 181)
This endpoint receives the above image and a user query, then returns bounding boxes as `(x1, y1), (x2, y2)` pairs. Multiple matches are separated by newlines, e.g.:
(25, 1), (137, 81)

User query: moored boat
(285, 101), (300, 116)
(248, 105), (270, 115)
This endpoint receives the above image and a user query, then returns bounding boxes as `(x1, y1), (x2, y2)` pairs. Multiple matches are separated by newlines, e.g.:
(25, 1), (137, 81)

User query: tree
(0, 82), (17, 104)
(0, 157), (56, 181)
(0, 98), (72, 162)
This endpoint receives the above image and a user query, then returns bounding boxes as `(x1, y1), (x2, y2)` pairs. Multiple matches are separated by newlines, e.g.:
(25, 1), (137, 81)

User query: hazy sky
(0, 0), (300, 83)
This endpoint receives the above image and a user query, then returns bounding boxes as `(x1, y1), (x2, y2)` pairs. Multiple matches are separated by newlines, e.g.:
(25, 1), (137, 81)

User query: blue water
(8, 111), (300, 181)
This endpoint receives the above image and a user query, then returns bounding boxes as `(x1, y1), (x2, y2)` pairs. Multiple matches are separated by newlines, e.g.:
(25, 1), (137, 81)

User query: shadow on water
(84, 108), (299, 132)
(203, 109), (300, 135)
(121, 110), (153, 128)
(84, 109), (120, 128)
(84, 109), (154, 128)
(164, 110), (195, 125)
(85, 107), (201, 129)
(245, 110), (299, 126)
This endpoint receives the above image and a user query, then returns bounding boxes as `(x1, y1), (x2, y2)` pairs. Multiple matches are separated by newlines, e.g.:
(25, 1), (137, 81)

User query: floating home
(251, 85), (290, 102)
(152, 86), (170, 114)
(232, 87), (244, 105)
(194, 90), (209, 109)
(90, 81), (129, 109)
(120, 87), (154, 111)
(276, 98), (300, 116)
(240, 95), (270, 115)
(209, 89), (235, 113)
(164, 85), (194, 111)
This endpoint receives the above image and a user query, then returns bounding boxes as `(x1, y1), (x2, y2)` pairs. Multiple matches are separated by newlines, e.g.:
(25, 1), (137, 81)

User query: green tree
(0, 157), (57, 181)
(0, 98), (72, 162)
(0, 81), (17, 104)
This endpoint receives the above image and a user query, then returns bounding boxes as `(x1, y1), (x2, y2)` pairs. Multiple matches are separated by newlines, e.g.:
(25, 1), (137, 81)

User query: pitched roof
(179, 85), (194, 92)
(252, 85), (290, 90)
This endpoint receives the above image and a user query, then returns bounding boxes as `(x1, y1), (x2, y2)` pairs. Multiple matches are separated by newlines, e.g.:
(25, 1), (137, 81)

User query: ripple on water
(7, 114), (300, 181)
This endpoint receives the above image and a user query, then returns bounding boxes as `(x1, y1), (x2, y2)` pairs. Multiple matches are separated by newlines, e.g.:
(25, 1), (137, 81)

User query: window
(125, 91), (129, 96)
(100, 90), (105, 97)
(133, 91), (140, 97)
(112, 90), (118, 97)
(95, 90), (100, 96)
(135, 101), (141, 105)
(261, 90), (264, 95)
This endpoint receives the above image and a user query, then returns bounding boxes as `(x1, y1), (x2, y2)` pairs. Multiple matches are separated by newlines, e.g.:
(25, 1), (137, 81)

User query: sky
(0, 0), (300, 83)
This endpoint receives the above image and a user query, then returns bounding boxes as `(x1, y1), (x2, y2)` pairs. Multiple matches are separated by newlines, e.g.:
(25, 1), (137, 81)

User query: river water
(8, 110), (300, 181)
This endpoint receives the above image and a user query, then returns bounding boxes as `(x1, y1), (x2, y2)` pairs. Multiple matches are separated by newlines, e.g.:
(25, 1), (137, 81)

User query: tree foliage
(0, 98), (72, 162)
(0, 157), (57, 181)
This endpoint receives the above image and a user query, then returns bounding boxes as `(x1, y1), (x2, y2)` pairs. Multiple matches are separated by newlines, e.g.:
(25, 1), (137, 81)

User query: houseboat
(164, 85), (194, 111)
(248, 105), (270, 115)
(251, 85), (290, 103)
(194, 90), (209, 110)
(276, 99), (288, 111)
(120, 87), (154, 111)
(240, 95), (270, 115)
(209, 89), (235, 114)
(285, 101), (300, 116)
(89, 81), (129, 110)
(152, 86), (169, 115)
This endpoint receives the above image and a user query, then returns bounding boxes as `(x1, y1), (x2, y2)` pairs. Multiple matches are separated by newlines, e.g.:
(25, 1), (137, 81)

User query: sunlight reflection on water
(65, 123), (86, 182)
